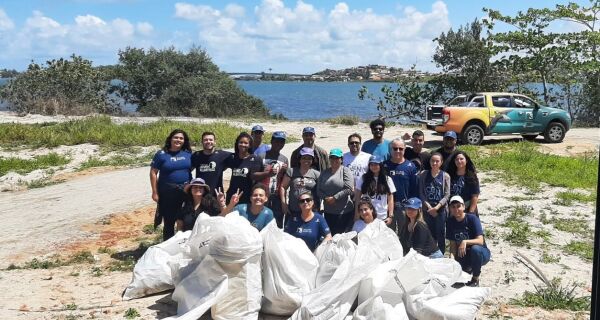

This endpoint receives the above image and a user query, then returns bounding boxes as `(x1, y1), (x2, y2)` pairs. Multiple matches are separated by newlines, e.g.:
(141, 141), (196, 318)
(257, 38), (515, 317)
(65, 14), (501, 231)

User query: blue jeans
(456, 244), (491, 277)
(424, 206), (447, 254)
(428, 249), (444, 259)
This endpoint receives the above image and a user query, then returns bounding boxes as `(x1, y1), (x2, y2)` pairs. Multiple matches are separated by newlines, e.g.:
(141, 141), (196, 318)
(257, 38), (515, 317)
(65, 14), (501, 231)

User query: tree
(0, 55), (112, 115)
(358, 65), (444, 121)
(432, 19), (507, 94)
(111, 46), (270, 117)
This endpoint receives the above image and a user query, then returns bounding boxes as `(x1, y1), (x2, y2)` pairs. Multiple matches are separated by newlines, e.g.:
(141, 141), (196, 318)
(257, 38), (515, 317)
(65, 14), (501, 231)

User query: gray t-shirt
(286, 167), (320, 213)
(317, 166), (354, 215)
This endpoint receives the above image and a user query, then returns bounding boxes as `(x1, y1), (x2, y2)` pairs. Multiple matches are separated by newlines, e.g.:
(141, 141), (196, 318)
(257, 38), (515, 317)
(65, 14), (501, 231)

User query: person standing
(434, 131), (459, 170)
(290, 127), (330, 171)
(251, 125), (271, 155)
(361, 119), (391, 161)
(355, 155), (396, 226)
(447, 151), (480, 215)
(447, 195), (490, 287)
(317, 148), (355, 235)
(403, 130), (431, 171)
(257, 131), (289, 227)
(225, 132), (269, 204)
(280, 147), (321, 218)
(418, 152), (451, 254)
(191, 131), (232, 192)
(150, 129), (192, 241)
(384, 138), (418, 236)
(343, 133), (371, 185)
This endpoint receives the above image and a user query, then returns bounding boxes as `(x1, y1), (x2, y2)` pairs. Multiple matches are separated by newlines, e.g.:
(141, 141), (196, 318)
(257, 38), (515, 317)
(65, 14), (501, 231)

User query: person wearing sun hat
(290, 126), (330, 171)
(446, 195), (490, 287)
(399, 197), (443, 258)
(176, 177), (226, 231)
(317, 148), (355, 234)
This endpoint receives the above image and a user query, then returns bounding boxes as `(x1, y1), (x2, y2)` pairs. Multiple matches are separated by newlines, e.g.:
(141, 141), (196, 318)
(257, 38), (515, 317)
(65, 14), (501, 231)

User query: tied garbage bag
(260, 221), (319, 316)
(122, 230), (191, 300)
(357, 219), (403, 261)
(314, 231), (357, 286)
(353, 296), (409, 320)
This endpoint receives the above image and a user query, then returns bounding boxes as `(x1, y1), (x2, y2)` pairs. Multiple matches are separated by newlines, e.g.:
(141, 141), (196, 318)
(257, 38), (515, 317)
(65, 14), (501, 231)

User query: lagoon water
(237, 80), (387, 120)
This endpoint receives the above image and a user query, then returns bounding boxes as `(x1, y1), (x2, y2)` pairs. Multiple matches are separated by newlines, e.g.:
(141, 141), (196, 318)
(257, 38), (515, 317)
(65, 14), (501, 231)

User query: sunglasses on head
(299, 198), (313, 203)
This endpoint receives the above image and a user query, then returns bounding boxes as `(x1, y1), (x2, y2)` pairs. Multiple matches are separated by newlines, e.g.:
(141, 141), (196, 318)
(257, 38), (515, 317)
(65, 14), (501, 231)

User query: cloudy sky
(0, 0), (588, 73)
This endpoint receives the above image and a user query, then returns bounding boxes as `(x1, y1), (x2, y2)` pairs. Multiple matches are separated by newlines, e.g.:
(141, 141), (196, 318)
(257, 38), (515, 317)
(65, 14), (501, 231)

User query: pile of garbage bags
(123, 212), (490, 320)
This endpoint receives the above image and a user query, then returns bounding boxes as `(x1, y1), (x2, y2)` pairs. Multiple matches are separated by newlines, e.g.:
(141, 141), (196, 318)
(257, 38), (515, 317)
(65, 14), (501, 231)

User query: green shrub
(564, 241), (594, 261)
(0, 153), (70, 177)
(326, 115), (360, 125)
(511, 279), (590, 311)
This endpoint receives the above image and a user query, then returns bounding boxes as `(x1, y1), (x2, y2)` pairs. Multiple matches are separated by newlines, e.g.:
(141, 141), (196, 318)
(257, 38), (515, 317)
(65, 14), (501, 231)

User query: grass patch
(551, 218), (591, 235)
(107, 256), (136, 272)
(462, 142), (598, 191)
(0, 153), (70, 177)
(3, 250), (95, 270)
(78, 152), (154, 171)
(0, 116), (243, 149)
(554, 191), (596, 206)
(540, 251), (561, 264)
(564, 241), (594, 261)
(507, 195), (537, 201)
(501, 205), (534, 246)
(325, 115), (360, 125)
(511, 279), (590, 311)
(26, 178), (66, 189)
(124, 307), (141, 319)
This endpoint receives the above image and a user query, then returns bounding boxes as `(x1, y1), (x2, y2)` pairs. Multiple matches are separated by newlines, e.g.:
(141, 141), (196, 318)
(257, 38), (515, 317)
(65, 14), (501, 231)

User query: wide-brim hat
(184, 177), (210, 194)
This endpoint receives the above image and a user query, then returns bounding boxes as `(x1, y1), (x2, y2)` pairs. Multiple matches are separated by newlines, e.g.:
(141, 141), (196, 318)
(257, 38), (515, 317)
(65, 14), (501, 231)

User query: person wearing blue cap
(434, 131), (460, 170)
(251, 125), (271, 155)
(257, 131), (289, 227)
(354, 154), (396, 225)
(290, 126), (330, 171)
(317, 148), (355, 235)
(399, 197), (443, 258)
(361, 119), (391, 161)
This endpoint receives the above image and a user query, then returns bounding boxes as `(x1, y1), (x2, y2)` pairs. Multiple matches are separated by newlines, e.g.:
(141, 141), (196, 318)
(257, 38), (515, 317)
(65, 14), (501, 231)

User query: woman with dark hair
(317, 148), (354, 235)
(400, 197), (443, 258)
(446, 151), (480, 215)
(284, 190), (332, 251)
(280, 147), (321, 218)
(352, 198), (377, 233)
(150, 129), (193, 240)
(176, 178), (226, 231)
(225, 132), (269, 204)
(354, 155), (396, 225)
(418, 152), (451, 254)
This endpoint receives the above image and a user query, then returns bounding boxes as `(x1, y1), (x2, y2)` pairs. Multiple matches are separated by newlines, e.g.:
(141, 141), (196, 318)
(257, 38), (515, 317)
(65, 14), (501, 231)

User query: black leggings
(324, 210), (354, 235)
(158, 183), (185, 241)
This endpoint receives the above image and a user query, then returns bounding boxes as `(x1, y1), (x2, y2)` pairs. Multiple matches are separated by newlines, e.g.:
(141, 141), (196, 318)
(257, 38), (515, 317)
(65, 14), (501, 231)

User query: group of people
(149, 120), (490, 287)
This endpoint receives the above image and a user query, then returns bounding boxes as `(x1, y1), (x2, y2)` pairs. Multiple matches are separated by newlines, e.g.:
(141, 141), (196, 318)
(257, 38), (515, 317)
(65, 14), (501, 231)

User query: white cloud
(136, 22), (154, 35)
(0, 8), (15, 31)
(174, 0), (451, 72)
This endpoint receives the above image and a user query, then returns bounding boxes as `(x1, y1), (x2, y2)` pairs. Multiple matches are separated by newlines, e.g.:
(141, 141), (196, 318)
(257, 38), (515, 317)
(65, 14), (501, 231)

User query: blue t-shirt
(284, 212), (331, 251)
(234, 204), (274, 231)
(450, 175), (480, 203)
(151, 150), (192, 185)
(446, 213), (486, 247)
(423, 171), (445, 204)
(361, 139), (391, 161)
(253, 144), (271, 156)
(384, 159), (418, 202)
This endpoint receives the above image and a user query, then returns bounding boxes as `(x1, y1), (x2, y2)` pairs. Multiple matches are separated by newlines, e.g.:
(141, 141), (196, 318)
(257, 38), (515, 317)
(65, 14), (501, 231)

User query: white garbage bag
(357, 219), (403, 261)
(314, 231), (357, 287)
(357, 258), (405, 306)
(353, 296), (409, 320)
(260, 221), (319, 316)
(122, 230), (191, 300)
(413, 286), (492, 320)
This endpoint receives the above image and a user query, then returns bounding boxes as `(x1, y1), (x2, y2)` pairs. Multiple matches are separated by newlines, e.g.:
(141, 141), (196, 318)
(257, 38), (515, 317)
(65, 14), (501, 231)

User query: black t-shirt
(404, 147), (431, 171)
(401, 221), (440, 256)
(225, 154), (263, 204)
(191, 150), (232, 191)
(177, 197), (222, 231)
(433, 147), (459, 171)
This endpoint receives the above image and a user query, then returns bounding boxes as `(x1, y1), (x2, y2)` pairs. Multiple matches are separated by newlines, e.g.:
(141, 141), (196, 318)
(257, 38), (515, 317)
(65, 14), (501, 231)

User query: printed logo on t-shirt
(170, 156), (187, 162)
(198, 161), (217, 172)
(389, 170), (405, 176)
(232, 168), (249, 177)
(425, 184), (442, 201)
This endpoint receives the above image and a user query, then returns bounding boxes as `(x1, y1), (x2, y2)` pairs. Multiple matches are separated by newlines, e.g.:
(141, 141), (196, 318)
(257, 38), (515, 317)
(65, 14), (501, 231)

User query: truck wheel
(462, 124), (485, 145)
(543, 122), (566, 143)
(521, 134), (538, 141)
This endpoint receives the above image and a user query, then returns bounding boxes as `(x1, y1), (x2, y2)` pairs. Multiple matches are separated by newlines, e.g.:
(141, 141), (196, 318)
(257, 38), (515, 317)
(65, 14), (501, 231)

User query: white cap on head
(449, 195), (464, 204)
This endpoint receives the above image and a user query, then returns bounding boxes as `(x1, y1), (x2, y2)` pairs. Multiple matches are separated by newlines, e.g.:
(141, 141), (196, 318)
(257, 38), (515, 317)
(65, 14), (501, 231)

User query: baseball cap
(444, 131), (458, 140)
(449, 195), (464, 204)
(302, 127), (316, 134)
(251, 125), (265, 133)
(300, 147), (314, 157)
(271, 131), (287, 140)
(405, 197), (422, 209)
(368, 155), (383, 164)
(184, 177), (210, 193)
(329, 148), (343, 158)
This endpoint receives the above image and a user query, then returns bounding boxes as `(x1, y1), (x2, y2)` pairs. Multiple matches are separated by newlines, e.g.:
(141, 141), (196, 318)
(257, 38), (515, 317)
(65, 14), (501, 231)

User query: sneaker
(466, 279), (479, 287)
(451, 282), (466, 289)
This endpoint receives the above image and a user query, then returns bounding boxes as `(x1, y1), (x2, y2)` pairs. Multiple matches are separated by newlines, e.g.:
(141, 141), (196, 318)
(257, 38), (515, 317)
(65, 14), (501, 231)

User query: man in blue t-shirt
(384, 138), (418, 236)
(251, 125), (271, 156)
(223, 183), (273, 231)
(446, 196), (490, 287)
(361, 118), (390, 161)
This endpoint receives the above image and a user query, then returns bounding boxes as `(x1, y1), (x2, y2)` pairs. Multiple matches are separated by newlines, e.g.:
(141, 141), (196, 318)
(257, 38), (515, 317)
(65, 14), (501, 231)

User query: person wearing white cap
(251, 124), (271, 155)
(446, 195), (490, 287)
(399, 197), (443, 258)
(290, 126), (330, 171)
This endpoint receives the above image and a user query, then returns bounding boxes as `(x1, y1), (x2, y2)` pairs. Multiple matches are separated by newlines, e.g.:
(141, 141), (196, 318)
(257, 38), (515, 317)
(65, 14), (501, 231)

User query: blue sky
(0, 0), (590, 73)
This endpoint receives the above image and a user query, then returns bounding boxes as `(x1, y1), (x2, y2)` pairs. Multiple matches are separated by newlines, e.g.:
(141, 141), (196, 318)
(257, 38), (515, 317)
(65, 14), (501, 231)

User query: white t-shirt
(356, 175), (396, 220)
(343, 151), (371, 184)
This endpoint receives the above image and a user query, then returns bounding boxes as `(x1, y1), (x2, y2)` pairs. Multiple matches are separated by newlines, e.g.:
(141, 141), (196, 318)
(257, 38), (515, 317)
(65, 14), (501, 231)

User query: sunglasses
(392, 147), (405, 151)
(299, 198), (313, 203)
(348, 141), (360, 145)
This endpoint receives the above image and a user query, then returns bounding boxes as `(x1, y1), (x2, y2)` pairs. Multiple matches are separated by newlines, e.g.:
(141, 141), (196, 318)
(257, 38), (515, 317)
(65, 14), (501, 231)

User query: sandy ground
(0, 112), (598, 319)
